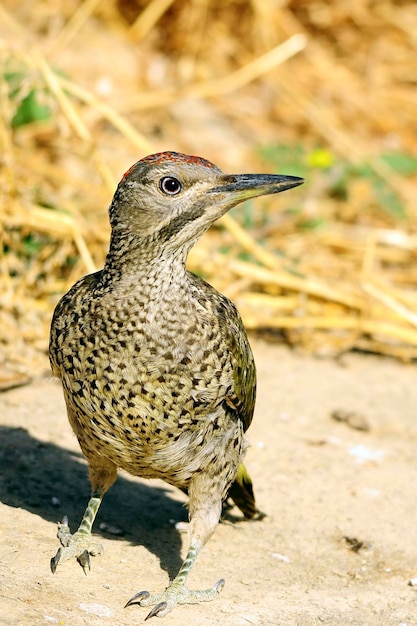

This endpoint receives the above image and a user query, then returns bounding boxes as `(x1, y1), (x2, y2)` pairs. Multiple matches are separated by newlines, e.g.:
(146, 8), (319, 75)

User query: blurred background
(1, 0), (417, 385)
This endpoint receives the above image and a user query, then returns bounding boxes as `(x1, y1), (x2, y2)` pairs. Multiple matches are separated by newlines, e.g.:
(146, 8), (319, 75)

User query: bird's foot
(50, 516), (103, 574)
(125, 578), (225, 619)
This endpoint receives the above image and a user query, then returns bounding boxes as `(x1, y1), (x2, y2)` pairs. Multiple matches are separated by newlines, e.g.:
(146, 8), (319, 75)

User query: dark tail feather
(226, 463), (265, 520)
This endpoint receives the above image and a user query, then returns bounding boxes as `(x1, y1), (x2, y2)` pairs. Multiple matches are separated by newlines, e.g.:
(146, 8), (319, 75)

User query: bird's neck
(101, 231), (189, 294)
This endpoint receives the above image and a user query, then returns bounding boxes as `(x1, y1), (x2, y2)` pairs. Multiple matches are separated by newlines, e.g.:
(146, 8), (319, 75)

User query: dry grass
(1, 0), (417, 381)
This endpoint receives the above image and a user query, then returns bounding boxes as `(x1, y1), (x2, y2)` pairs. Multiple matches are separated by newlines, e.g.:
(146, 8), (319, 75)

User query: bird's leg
(126, 539), (225, 620)
(50, 460), (117, 574)
(125, 476), (225, 619)
(50, 491), (104, 573)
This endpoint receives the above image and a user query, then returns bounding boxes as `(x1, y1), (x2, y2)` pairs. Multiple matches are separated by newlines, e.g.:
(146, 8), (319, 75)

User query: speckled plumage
(49, 152), (303, 618)
(50, 262), (253, 489)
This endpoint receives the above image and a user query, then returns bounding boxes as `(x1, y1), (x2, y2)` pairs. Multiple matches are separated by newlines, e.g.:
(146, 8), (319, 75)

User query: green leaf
(381, 152), (417, 175)
(372, 178), (406, 219)
(299, 217), (327, 231)
(11, 89), (52, 128)
(22, 234), (43, 256)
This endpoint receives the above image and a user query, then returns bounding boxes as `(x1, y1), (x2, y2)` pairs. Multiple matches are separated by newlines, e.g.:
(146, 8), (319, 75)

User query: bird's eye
(160, 176), (182, 195)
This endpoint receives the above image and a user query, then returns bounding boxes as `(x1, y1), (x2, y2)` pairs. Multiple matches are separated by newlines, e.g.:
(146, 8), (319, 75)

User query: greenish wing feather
(49, 271), (102, 375)
(217, 295), (256, 434)
(227, 462), (259, 519)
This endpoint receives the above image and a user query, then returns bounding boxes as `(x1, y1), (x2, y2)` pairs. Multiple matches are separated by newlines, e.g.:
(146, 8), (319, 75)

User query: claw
(77, 549), (91, 573)
(50, 548), (62, 574)
(50, 516), (103, 575)
(124, 577), (224, 616)
(145, 601), (168, 620)
(124, 590), (151, 608)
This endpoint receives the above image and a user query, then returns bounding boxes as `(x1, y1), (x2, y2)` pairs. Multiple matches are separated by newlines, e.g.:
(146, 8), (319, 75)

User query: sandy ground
(1, 339), (417, 626)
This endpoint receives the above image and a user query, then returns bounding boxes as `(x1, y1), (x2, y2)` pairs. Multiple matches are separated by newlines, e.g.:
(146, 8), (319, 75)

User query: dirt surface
(1, 340), (416, 626)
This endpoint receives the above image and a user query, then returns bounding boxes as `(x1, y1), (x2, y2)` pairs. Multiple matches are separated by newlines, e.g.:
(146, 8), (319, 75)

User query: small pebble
(271, 552), (290, 563)
(362, 487), (380, 498)
(349, 445), (385, 464)
(79, 602), (113, 617)
(331, 408), (370, 432)
(99, 521), (123, 536)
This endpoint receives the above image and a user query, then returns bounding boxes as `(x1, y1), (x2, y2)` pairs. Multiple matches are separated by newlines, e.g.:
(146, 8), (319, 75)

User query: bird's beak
(172, 171), (304, 250)
(208, 173), (304, 205)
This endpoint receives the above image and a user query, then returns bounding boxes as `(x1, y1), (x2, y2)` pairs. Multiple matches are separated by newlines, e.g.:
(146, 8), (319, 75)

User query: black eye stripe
(160, 177), (182, 195)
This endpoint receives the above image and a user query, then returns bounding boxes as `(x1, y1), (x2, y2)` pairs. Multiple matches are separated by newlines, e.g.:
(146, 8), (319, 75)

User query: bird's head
(108, 151), (303, 256)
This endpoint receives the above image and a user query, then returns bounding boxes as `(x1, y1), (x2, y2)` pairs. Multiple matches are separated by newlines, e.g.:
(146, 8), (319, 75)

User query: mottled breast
(49, 270), (255, 484)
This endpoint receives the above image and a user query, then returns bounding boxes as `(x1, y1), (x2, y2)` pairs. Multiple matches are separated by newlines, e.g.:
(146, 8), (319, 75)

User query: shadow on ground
(0, 425), (186, 578)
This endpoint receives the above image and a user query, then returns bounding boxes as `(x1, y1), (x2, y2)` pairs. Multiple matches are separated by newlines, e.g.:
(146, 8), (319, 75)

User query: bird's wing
(49, 271), (102, 376)
(189, 273), (256, 433)
(219, 295), (256, 433)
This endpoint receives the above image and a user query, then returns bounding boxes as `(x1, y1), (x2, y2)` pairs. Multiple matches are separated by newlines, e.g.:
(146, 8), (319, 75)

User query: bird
(49, 151), (303, 619)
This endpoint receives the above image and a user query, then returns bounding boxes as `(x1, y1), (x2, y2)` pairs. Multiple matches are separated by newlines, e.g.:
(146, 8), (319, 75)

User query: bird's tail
(226, 463), (265, 520)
